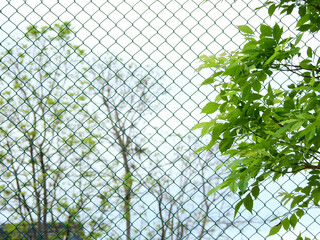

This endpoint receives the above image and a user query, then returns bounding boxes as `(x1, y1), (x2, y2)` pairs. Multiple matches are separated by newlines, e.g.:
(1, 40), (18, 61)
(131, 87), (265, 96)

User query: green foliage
(1, 221), (85, 240)
(263, 0), (320, 32)
(196, 0), (320, 239)
(0, 23), (102, 239)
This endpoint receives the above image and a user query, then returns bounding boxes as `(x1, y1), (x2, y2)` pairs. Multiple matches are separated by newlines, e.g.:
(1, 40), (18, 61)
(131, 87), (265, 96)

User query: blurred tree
(0, 22), (101, 239)
(90, 56), (166, 239)
(141, 134), (251, 239)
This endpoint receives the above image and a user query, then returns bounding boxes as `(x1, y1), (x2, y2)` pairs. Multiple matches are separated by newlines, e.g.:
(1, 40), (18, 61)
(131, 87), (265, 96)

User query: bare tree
(140, 133), (246, 240)
(90, 56), (166, 239)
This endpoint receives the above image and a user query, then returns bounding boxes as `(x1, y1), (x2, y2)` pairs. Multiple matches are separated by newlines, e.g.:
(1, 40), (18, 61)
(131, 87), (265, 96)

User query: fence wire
(0, 0), (319, 239)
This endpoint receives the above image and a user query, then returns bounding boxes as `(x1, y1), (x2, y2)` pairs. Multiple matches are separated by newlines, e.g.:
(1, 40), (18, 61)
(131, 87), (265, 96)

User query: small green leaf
(284, 98), (295, 110)
(290, 120), (304, 131)
(229, 181), (238, 193)
(298, 5), (306, 17)
(201, 122), (213, 137)
(260, 24), (272, 36)
(208, 186), (220, 196)
(244, 194), (253, 213)
(210, 122), (225, 142)
(273, 123), (292, 138)
(202, 71), (224, 85)
(252, 80), (261, 92)
(264, 50), (280, 66)
(294, 33), (304, 46)
(238, 25), (254, 35)
(297, 233), (303, 240)
(238, 178), (248, 192)
(296, 209), (304, 218)
(313, 190), (320, 205)
(268, 223), (282, 236)
(286, 4), (294, 14)
(219, 137), (234, 153)
(290, 214), (298, 228)
(273, 24), (283, 43)
(268, 4), (276, 17)
(307, 47), (313, 58)
(251, 186), (260, 199)
(192, 122), (210, 131)
(298, 24), (311, 32)
(234, 200), (243, 218)
(282, 217), (290, 231)
(194, 146), (208, 153)
(296, 15), (310, 27)
(201, 102), (220, 114)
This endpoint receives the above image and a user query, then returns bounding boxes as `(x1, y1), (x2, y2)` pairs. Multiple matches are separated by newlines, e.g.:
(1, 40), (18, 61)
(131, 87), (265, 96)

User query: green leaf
(244, 194), (253, 213)
(286, 4), (294, 14)
(194, 146), (208, 153)
(296, 209), (304, 218)
(252, 80), (261, 92)
(299, 123), (315, 139)
(210, 122), (226, 142)
(290, 120), (304, 131)
(273, 24), (283, 43)
(282, 217), (290, 231)
(294, 33), (303, 46)
(298, 5), (306, 17)
(208, 179), (234, 196)
(234, 200), (243, 218)
(284, 98), (295, 110)
(290, 214), (298, 228)
(192, 122), (211, 131)
(251, 186), (260, 199)
(238, 178), (248, 192)
(201, 71), (224, 85)
(219, 137), (234, 153)
(296, 14), (310, 27)
(201, 102), (220, 114)
(273, 123), (292, 138)
(260, 24), (272, 36)
(298, 24), (312, 32)
(307, 47), (313, 58)
(208, 187), (219, 196)
(268, 223), (282, 236)
(238, 25), (254, 35)
(297, 234), (303, 240)
(201, 122), (213, 137)
(313, 190), (320, 205)
(268, 4), (276, 17)
(263, 51), (280, 66)
(229, 181), (238, 193)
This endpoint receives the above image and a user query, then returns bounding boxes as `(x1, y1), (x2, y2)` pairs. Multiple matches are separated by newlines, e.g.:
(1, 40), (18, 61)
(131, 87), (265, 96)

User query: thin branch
(270, 162), (320, 174)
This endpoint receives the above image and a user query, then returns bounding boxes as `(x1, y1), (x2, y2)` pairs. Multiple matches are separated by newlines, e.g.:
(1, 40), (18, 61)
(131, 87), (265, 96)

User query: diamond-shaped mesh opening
(0, 0), (318, 239)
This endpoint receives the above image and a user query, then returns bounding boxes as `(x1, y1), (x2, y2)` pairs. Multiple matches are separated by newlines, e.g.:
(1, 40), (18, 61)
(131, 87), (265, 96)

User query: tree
(141, 133), (251, 239)
(195, 0), (320, 239)
(0, 22), (101, 239)
(89, 56), (167, 239)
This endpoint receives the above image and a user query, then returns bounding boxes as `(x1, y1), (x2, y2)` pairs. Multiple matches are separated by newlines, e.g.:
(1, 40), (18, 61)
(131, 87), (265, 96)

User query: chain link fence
(0, 0), (319, 239)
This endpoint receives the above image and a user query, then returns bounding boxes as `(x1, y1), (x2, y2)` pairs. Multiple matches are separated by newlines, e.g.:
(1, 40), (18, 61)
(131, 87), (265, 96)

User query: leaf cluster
(196, 1), (320, 239)
(264, 0), (320, 32)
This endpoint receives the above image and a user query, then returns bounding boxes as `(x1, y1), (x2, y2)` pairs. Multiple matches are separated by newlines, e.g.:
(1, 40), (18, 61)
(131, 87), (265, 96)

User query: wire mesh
(0, 0), (319, 239)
